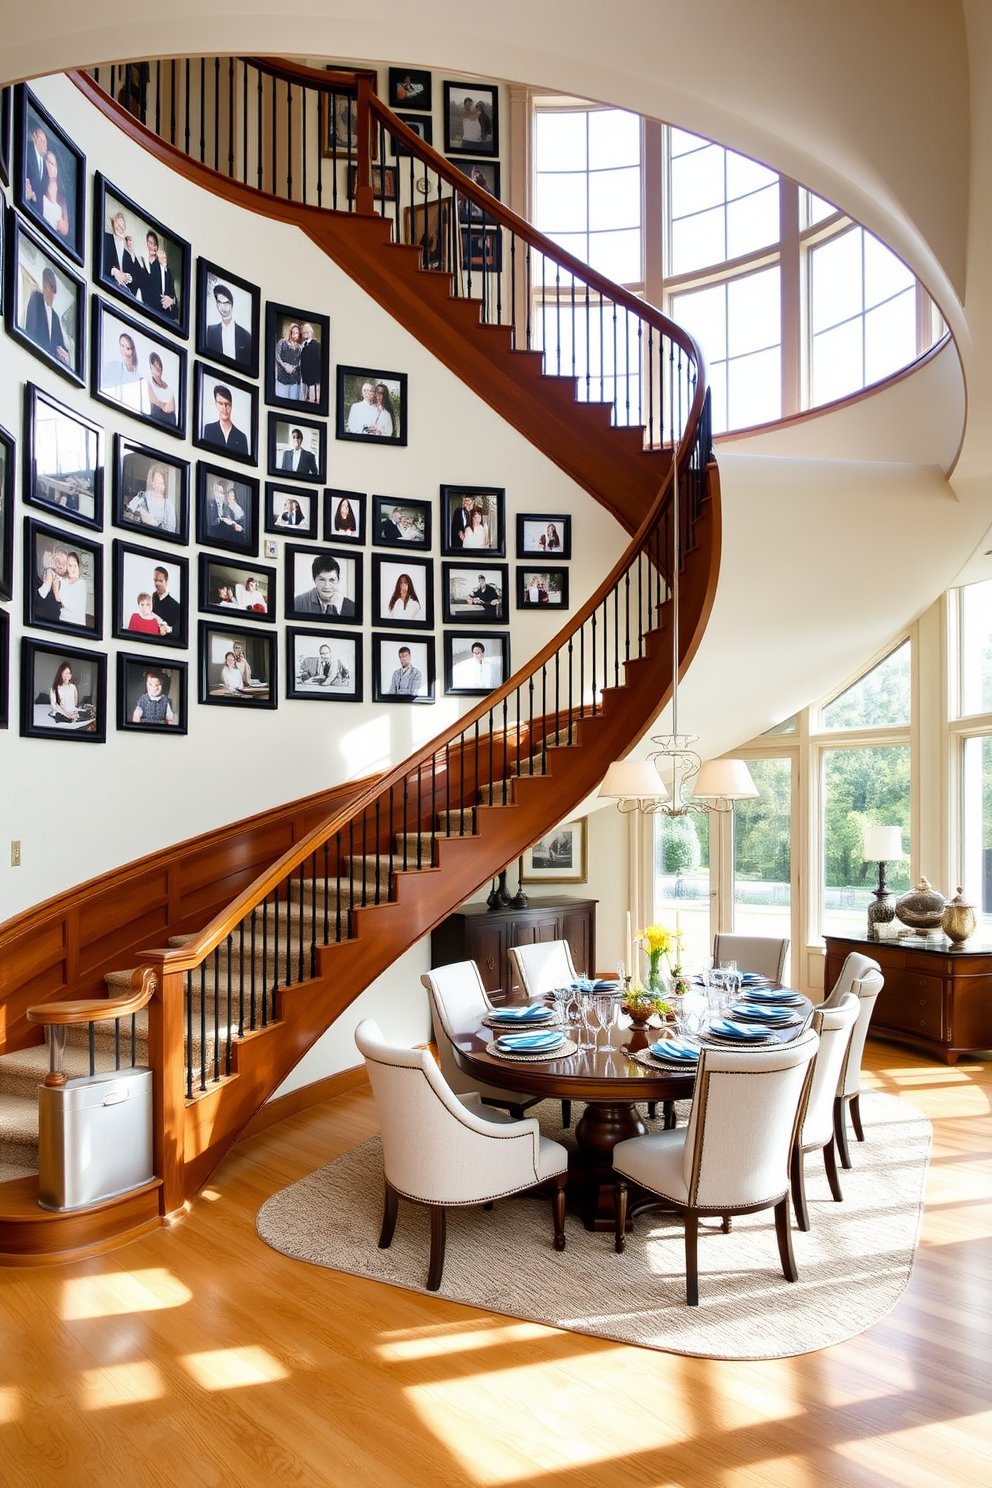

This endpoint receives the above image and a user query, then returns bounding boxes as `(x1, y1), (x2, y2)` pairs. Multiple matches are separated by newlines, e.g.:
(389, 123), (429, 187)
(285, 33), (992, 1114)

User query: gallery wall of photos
(0, 70), (583, 747)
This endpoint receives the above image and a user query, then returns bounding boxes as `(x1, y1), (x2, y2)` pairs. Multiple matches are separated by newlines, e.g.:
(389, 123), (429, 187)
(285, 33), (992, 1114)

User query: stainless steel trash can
(38, 1066), (154, 1211)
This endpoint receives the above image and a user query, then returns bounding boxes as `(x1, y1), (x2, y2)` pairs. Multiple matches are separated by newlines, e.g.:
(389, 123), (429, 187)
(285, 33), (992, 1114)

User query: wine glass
(576, 991), (598, 1052)
(593, 991), (620, 1049)
(549, 985), (571, 1028)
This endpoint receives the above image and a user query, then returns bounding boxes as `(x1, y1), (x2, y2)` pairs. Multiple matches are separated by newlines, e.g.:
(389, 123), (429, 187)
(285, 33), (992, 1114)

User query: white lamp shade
(862, 825), (902, 862)
(598, 760), (669, 801)
(691, 757), (759, 800)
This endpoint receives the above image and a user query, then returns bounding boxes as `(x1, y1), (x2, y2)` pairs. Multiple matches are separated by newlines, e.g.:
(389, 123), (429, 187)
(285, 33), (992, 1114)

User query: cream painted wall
(0, 74), (625, 921)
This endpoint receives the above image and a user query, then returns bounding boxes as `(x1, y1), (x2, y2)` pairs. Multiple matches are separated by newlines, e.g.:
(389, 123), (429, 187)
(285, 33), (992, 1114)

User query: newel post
(355, 75), (375, 214)
(144, 953), (187, 1218)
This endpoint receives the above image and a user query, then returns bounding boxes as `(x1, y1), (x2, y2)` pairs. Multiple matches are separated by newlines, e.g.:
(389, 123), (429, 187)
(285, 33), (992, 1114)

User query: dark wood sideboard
(824, 933), (992, 1064)
(431, 897), (597, 1005)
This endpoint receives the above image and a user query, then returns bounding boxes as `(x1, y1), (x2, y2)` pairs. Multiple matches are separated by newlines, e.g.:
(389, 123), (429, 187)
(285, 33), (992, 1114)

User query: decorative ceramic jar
(942, 887), (977, 945)
(894, 877), (946, 931)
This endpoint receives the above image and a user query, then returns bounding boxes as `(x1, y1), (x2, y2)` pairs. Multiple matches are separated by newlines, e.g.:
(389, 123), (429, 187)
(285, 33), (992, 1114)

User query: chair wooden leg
(790, 1145), (810, 1231)
(850, 1091), (865, 1142)
(823, 1136), (844, 1202)
(509, 1103), (528, 1121)
(561, 1100), (572, 1129)
(684, 1212), (700, 1306)
(721, 1214), (732, 1234)
(426, 1206), (447, 1292)
(614, 1180), (628, 1254)
(663, 1100), (677, 1130)
(482, 1201), (494, 1210)
(551, 1172), (567, 1252)
(378, 1179), (398, 1249)
(647, 1102), (658, 1119)
(775, 1195), (798, 1282)
(834, 1094), (853, 1170)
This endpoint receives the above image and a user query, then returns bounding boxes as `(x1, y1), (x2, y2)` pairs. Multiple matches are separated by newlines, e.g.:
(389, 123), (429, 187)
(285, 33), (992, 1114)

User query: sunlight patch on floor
(378, 1320), (552, 1361)
(79, 1361), (166, 1411)
(0, 1387), (21, 1424)
(182, 1346), (289, 1390)
(61, 1268), (192, 1319)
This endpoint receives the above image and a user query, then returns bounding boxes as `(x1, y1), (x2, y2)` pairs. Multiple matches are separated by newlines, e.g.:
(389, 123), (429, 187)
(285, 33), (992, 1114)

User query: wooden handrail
(27, 971), (157, 1027)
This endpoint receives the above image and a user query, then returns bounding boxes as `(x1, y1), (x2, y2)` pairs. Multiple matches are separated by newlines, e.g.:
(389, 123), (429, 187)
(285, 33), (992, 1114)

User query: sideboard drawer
(879, 976), (944, 1039)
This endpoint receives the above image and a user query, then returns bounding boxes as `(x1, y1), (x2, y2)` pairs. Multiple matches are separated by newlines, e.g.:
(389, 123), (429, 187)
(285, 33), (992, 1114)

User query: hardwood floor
(1, 1041), (989, 1488)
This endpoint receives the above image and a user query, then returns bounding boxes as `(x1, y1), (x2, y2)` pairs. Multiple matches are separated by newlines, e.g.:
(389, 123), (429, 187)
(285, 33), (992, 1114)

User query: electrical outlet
(10, 841), (21, 867)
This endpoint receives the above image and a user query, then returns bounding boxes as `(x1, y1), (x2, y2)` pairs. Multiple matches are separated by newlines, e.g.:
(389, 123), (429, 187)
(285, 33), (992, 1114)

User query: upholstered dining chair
(821, 960), (885, 1168)
(507, 941), (578, 1126)
(790, 993), (859, 1230)
(421, 960), (540, 1120)
(611, 1029), (819, 1306)
(712, 933), (789, 982)
(354, 1018), (568, 1291)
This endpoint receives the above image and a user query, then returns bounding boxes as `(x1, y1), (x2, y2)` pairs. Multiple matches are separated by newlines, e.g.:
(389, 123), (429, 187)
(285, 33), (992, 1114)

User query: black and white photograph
(93, 299), (187, 436)
(113, 435), (189, 545)
(442, 562), (509, 623)
(336, 367), (407, 447)
(443, 81), (499, 157)
(196, 259), (259, 378)
(372, 633), (434, 703)
(372, 554), (433, 629)
(24, 383), (102, 531)
(285, 545), (362, 624)
(198, 553), (275, 623)
(15, 85), (86, 264)
(460, 227), (503, 274)
(24, 516), (102, 639)
(117, 652), (187, 733)
(521, 818), (588, 884)
(516, 565), (569, 609)
(0, 184), (5, 312)
(195, 463), (259, 557)
(444, 631), (510, 695)
(449, 159), (501, 221)
(286, 627), (361, 702)
(94, 173), (190, 336)
(0, 88), (11, 190)
(265, 303), (330, 416)
(347, 165), (397, 203)
(0, 609), (8, 729)
(403, 198), (452, 272)
(20, 638), (106, 742)
(442, 484), (505, 556)
(199, 621), (276, 707)
(193, 362), (258, 466)
(323, 489), (365, 545)
(112, 539), (188, 649)
(0, 422), (13, 601)
(265, 483), (318, 540)
(516, 512), (572, 559)
(6, 217), (85, 385)
(321, 92), (369, 157)
(388, 69), (432, 112)
(372, 494), (431, 551)
(268, 414), (326, 484)
(394, 114), (434, 155)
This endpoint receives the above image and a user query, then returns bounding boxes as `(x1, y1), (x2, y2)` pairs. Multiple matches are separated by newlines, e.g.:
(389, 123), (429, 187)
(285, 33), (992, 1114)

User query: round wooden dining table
(451, 996), (812, 1230)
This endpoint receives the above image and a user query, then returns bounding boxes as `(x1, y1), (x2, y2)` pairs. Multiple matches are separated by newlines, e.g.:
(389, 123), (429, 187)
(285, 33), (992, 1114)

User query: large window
(732, 756), (793, 975)
(954, 579), (992, 931)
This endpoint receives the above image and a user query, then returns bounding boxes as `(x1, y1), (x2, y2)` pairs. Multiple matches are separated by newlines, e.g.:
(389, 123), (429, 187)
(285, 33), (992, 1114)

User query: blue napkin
(649, 1039), (699, 1062)
(489, 1005), (553, 1023)
(740, 972), (765, 983)
(730, 1003), (796, 1023)
(593, 979), (620, 991)
(495, 1030), (565, 1053)
(740, 988), (804, 1005)
(706, 1019), (773, 1042)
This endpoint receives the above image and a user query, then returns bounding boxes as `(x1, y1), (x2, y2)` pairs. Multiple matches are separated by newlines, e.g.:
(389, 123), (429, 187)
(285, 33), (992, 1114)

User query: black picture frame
(195, 462), (260, 558)
(284, 544), (362, 625)
(117, 651), (188, 734)
(198, 620), (277, 707)
(20, 637), (106, 742)
(394, 114), (434, 155)
(448, 159), (501, 222)
(92, 297), (187, 437)
(372, 632), (435, 703)
(444, 631), (511, 696)
(24, 516), (102, 640)
(195, 258), (260, 379)
(0, 185), (5, 315)
(198, 553), (276, 624)
(265, 482), (319, 540)
(113, 435), (189, 545)
(93, 173), (191, 337)
(0, 87), (11, 190)
(265, 302), (330, 417)
(441, 484), (505, 557)
(111, 538), (189, 649)
(0, 608), (8, 729)
(442, 562), (509, 624)
(336, 366), (407, 447)
(14, 86), (86, 264)
(388, 69), (432, 112)
(443, 81), (499, 157)
(323, 488), (365, 546)
(516, 565), (570, 610)
(286, 627), (363, 702)
(372, 494), (432, 551)
(193, 361), (258, 466)
(372, 553), (434, 630)
(268, 413), (327, 484)
(320, 90), (369, 159)
(516, 512), (572, 560)
(347, 165), (397, 202)
(0, 420), (13, 601)
(24, 383), (103, 531)
(6, 216), (85, 386)
(460, 226), (503, 274)
(402, 198), (452, 272)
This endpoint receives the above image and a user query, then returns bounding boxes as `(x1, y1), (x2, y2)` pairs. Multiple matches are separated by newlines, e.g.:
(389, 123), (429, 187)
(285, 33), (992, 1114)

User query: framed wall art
(0, 608), (8, 729)
(265, 302), (330, 416)
(117, 651), (187, 733)
(92, 298), (187, 437)
(372, 553), (433, 629)
(448, 159), (501, 221)
(521, 818), (588, 885)
(94, 173), (191, 336)
(20, 637), (106, 742)
(347, 165), (397, 203)
(284, 545), (362, 624)
(516, 565), (569, 610)
(372, 632), (435, 703)
(0, 421), (13, 601)
(388, 69), (432, 112)
(14, 85), (86, 263)
(394, 114), (434, 155)
(265, 482), (319, 540)
(320, 91), (376, 159)
(198, 553), (275, 623)
(268, 414), (326, 484)
(193, 362), (258, 466)
(195, 462), (259, 557)
(442, 484), (505, 557)
(323, 488), (365, 545)
(113, 435), (189, 545)
(402, 198), (452, 272)
(516, 512), (571, 560)
(199, 620), (277, 707)
(442, 562), (508, 624)
(24, 516), (102, 640)
(111, 538), (188, 649)
(372, 494), (431, 551)
(6, 217), (85, 385)
(286, 627), (362, 702)
(336, 367), (407, 447)
(443, 81), (499, 157)
(460, 227), (502, 274)
(195, 258), (259, 379)
(444, 631), (510, 696)
(23, 383), (102, 531)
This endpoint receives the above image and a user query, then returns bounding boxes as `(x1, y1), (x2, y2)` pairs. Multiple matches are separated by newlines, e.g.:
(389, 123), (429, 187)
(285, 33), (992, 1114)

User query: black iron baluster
(257, 66), (264, 191)
(225, 935), (233, 1077)
(361, 809), (368, 906)
(402, 778), (409, 871)
(242, 62), (248, 185)
(445, 744), (452, 836)
(88, 1022), (95, 1078)
(199, 960), (207, 1092)
(239, 919), (246, 1038)
(510, 235), (517, 348)
(186, 971), (194, 1099)
(213, 58), (220, 172)
(254, 903), (262, 1032)
(302, 81), (308, 204)
(199, 59), (206, 164)
(114, 1014), (121, 1071)
(297, 860), (305, 980)
(374, 798), (382, 904)
(348, 819), (355, 918)
(130, 1013), (137, 1069)
(286, 81), (293, 201)
(416, 767), (423, 868)
(212, 946), (221, 1082)
(273, 884), (281, 1001)
(335, 831), (343, 944)
(184, 59), (191, 158)
(317, 86), (324, 207)
(567, 635), (574, 743)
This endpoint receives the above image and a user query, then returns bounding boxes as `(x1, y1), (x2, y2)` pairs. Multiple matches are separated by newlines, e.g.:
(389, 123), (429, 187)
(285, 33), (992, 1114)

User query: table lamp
(862, 825), (903, 937)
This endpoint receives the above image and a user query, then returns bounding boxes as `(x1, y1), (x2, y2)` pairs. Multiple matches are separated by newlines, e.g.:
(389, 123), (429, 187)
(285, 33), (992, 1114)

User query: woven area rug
(256, 1090), (930, 1360)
